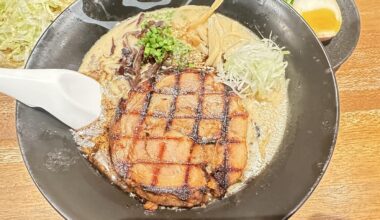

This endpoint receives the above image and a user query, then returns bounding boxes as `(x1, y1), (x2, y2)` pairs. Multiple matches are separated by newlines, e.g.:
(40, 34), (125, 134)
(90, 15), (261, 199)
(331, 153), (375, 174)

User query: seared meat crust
(109, 69), (248, 208)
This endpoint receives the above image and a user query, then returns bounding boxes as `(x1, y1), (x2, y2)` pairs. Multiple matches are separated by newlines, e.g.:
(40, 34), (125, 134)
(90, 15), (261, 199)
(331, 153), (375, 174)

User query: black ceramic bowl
(18, 0), (339, 219)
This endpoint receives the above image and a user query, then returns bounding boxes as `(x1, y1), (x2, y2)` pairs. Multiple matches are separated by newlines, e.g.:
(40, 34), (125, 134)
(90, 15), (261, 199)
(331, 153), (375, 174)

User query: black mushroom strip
(131, 20), (164, 38)
(136, 13), (145, 27)
(132, 46), (145, 75)
(143, 63), (161, 79)
(118, 46), (136, 76)
(110, 37), (116, 56)
(116, 19), (170, 88)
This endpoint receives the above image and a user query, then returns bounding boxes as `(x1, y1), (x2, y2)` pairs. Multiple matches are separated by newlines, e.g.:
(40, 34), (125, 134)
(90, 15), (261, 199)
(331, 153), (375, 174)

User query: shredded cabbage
(0, 0), (73, 68)
(216, 39), (288, 99)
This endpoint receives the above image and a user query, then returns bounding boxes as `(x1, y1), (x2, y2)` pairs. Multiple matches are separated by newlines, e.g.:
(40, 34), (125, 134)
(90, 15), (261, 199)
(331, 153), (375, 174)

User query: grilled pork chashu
(109, 69), (248, 209)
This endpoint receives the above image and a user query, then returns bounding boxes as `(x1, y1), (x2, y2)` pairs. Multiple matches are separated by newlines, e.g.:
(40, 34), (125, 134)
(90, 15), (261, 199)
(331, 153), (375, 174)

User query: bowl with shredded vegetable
(13, 0), (338, 219)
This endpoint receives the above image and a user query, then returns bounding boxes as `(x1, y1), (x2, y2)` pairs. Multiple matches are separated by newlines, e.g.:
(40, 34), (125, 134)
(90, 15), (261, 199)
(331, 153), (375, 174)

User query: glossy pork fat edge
(73, 5), (289, 210)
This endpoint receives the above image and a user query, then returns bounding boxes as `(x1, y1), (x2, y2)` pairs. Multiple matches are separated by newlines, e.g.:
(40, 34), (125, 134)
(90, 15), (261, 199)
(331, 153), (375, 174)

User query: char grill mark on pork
(213, 86), (231, 192)
(165, 71), (180, 131)
(109, 69), (249, 208)
(127, 77), (157, 165)
(183, 71), (206, 193)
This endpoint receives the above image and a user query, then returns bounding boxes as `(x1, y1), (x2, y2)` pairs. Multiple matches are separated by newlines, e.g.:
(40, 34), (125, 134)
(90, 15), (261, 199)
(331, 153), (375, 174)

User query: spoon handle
(0, 68), (58, 108)
(0, 68), (102, 129)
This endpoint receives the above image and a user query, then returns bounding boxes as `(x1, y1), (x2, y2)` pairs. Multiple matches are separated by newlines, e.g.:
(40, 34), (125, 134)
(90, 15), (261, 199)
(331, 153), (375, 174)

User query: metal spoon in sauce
(0, 68), (101, 130)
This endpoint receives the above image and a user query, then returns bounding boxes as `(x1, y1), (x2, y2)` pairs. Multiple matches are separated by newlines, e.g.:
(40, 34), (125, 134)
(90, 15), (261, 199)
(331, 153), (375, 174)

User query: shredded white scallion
(216, 38), (288, 99)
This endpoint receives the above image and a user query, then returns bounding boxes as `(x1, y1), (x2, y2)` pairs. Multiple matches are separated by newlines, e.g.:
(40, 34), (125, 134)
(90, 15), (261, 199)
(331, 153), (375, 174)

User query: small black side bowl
(17, 0), (339, 219)
(324, 0), (361, 71)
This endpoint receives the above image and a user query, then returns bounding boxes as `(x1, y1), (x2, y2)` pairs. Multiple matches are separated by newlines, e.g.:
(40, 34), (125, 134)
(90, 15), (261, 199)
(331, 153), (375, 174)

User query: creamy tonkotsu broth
(73, 4), (288, 210)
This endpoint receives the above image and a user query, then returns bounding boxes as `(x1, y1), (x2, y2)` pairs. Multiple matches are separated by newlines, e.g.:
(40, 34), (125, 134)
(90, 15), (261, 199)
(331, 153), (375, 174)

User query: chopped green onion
(138, 25), (190, 64)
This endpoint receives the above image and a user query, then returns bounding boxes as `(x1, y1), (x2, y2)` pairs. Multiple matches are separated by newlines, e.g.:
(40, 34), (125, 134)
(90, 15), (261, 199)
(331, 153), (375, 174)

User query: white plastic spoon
(0, 68), (102, 130)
